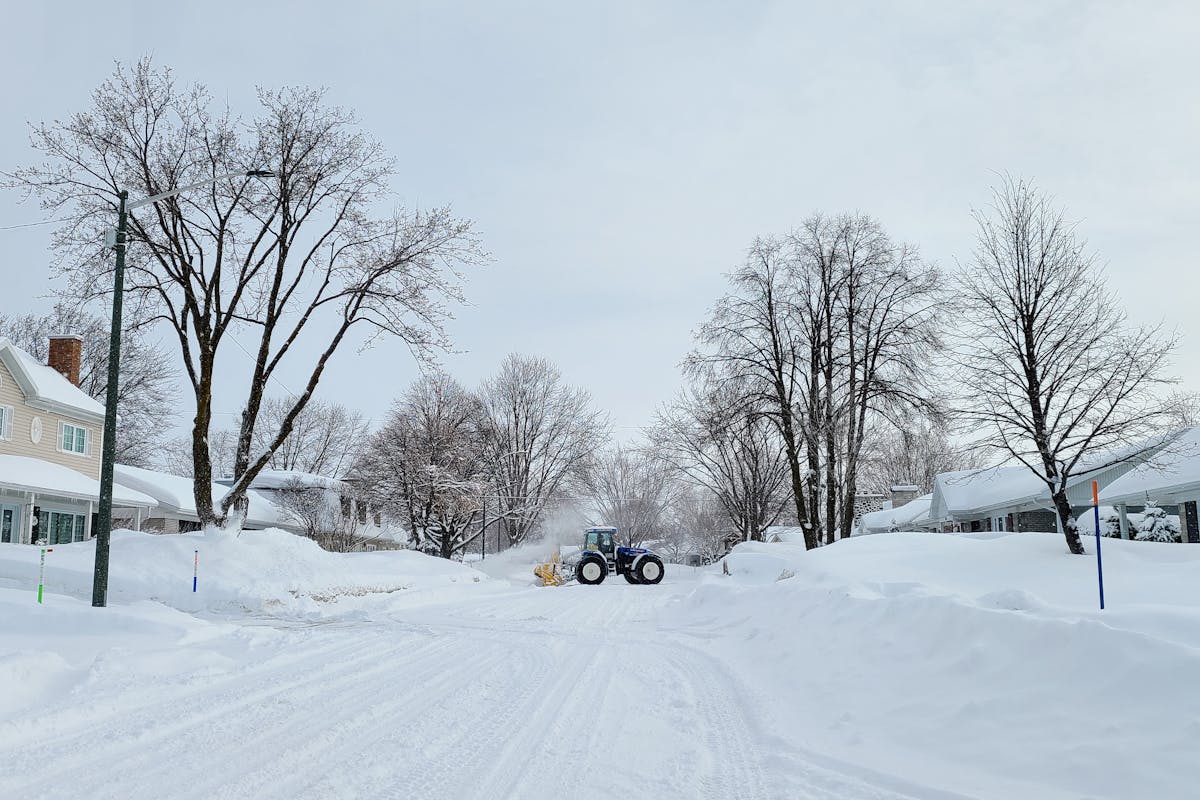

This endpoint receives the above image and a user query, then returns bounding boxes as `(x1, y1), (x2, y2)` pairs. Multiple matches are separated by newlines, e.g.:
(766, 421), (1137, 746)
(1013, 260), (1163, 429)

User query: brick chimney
(48, 334), (83, 387)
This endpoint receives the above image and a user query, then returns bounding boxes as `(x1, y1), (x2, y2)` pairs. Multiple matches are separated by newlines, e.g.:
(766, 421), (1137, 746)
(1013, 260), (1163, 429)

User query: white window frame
(0, 405), (13, 441)
(37, 505), (89, 545)
(59, 421), (90, 456)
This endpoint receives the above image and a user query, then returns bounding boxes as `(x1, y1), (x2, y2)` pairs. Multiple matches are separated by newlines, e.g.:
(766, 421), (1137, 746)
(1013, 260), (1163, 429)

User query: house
(220, 469), (403, 550)
(926, 431), (1184, 534)
(1094, 426), (1200, 542)
(113, 464), (294, 534)
(0, 336), (156, 545)
(858, 493), (936, 534)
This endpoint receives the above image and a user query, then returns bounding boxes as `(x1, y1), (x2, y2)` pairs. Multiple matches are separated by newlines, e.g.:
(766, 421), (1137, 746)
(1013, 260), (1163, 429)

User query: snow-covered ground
(1, 530), (1197, 799)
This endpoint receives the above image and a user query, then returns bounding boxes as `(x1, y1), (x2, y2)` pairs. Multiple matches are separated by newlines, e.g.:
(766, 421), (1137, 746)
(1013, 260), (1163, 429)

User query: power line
(0, 217), (59, 231)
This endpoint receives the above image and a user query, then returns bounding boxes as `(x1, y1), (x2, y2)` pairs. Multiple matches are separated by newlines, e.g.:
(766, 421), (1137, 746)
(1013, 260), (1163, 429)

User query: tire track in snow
(456, 640), (609, 800)
(263, 633), (556, 799)
(1, 626), (367, 743)
(1, 630), (456, 799)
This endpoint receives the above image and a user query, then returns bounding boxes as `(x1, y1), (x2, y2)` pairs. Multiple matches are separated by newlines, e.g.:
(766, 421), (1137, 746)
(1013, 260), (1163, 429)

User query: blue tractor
(574, 526), (665, 585)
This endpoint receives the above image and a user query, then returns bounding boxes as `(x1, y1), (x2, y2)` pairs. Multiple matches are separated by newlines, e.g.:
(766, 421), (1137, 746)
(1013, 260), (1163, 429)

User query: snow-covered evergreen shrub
(1135, 504), (1181, 543)
(1076, 507), (1123, 538)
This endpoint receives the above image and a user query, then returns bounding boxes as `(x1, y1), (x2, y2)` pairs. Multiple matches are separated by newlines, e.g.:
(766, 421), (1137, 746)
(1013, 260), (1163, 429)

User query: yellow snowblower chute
(534, 547), (566, 586)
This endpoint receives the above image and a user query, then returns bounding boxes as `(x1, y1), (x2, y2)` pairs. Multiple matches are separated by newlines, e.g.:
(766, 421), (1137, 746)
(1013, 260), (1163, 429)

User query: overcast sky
(2, 1), (1198, 444)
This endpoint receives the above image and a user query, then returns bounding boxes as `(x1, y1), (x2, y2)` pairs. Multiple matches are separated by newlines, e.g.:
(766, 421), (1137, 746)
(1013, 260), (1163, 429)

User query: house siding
(0, 359), (102, 481)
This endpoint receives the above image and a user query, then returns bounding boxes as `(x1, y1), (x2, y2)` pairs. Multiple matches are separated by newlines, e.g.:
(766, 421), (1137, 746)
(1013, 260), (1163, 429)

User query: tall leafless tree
(583, 445), (683, 546)
(789, 214), (943, 542)
(355, 373), (485, 558)
(476, 354), (609, 546)
(688, 238), (816, 547)
(956, 177), (1177, 554)
(6, 59), (484, 528)
(690, 217), (941, 546)
(651, 382), (790, 544)
(0, 304), (176, 467)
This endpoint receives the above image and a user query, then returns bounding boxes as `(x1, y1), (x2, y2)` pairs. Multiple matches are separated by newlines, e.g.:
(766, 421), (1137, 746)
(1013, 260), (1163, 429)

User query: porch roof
(0, 454), (157, 508)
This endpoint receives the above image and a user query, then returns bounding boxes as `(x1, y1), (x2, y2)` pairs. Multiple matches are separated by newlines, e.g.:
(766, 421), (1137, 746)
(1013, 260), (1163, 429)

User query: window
(61, 422), (88, 455)
(37, 509), (87, 545)
(0, 406), (12, 441)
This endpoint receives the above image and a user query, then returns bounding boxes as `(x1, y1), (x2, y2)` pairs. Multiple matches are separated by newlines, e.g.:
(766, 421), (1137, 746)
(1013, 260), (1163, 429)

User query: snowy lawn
(1, 530), (1197, 799)
(680, 533), (1200, 799)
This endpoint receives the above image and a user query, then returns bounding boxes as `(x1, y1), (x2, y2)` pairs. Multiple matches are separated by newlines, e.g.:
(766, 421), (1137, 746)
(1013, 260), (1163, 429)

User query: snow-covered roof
(930, 467), (1047, 520)
(1100, 427), (1200, 505)
(0, 454), (156, 507)
(927, 430), (1185, 521)
(764, 526), (807, 544)
(859, 494), (934, 533)
(115, 464), (290, 529)
(227, 469), (347, 492)
(890, 485), (920, 493)
(0, 338), (105, 421)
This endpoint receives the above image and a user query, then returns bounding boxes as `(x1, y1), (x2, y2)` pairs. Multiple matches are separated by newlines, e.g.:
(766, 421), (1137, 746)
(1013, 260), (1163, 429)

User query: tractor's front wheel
(576, 555), (608, 585)
(623, 567), (641, 584)
(636, 555), (665, 585)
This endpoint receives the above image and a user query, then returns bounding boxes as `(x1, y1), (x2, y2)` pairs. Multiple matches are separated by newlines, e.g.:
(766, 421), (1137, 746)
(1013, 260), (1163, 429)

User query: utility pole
(92, 190), (126, 608)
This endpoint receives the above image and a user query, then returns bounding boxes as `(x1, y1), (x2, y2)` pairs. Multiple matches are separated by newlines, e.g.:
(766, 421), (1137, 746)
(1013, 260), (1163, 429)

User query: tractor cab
(583, 526), (617, 559)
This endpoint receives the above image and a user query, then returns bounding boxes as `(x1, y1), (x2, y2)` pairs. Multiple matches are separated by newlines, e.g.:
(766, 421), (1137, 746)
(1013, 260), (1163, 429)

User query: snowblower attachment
(534, 547), (568, 586)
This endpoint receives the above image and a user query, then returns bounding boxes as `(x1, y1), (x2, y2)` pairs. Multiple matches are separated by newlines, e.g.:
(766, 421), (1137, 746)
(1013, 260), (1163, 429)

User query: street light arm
(129, 169), (275, 210)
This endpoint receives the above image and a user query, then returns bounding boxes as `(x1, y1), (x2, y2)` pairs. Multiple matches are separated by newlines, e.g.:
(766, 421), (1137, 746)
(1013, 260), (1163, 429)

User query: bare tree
(956, 177), (1177, 554)
(253, 397), (368, 477)
(273, 477), (386, 552)
(688, 238), (816, 547)
(583, 445), (683, 546)
(160, 428), (236, 478)
(788, 215), (942, 543)
(476, 354), (610, 546)
(690, 217), (942, 546)
(651, 382), (790, 544)
(7, 59), (484, 528)
(356, 373), (485, 558)
(858, 416), (984, 493)
(658, 487), (734, 564)
(0, 304), (177, 467)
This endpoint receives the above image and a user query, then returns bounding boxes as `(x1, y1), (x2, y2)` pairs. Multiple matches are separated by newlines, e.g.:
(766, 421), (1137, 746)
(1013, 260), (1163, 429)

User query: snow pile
(0, 528), (488, 615)
(670, 533), (1200, 800)
(0, 587), (237, 718)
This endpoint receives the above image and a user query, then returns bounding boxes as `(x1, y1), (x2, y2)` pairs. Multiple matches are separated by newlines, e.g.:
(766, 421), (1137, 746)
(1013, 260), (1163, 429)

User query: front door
(0, 505), (20, 544)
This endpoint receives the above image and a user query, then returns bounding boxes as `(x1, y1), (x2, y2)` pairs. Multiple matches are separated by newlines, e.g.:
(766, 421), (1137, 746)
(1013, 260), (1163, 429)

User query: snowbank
(0, 527), (488, 615)
(671, 533), (1200, 800)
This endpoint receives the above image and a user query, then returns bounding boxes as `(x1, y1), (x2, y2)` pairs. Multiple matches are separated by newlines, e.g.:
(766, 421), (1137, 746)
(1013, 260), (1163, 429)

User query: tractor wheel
(636, 555), (665, 585)
(623, 567), (641, 584)
(576, 555), (608, 585)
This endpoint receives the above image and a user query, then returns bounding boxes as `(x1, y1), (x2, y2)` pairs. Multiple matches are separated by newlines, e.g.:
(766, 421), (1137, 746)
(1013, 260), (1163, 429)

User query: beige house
(0, 336), (155, 545)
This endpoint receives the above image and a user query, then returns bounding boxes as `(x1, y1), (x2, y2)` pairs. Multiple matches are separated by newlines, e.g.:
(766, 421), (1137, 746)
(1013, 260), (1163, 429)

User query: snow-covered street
(4, 529), (1200, 800)
(1, 571), (941, 800)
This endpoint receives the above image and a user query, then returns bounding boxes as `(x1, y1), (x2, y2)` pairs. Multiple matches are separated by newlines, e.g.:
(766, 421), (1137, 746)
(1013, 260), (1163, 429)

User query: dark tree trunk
(192, 355), (218, 526)
(1051, 489), (1085, 554)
